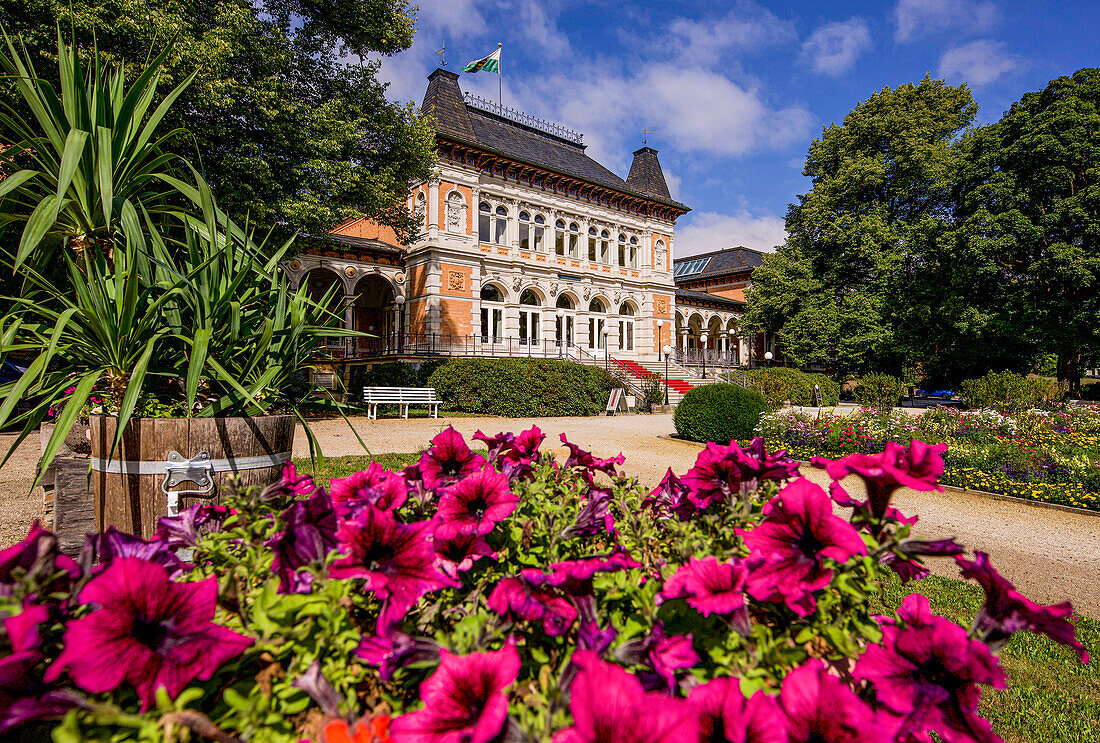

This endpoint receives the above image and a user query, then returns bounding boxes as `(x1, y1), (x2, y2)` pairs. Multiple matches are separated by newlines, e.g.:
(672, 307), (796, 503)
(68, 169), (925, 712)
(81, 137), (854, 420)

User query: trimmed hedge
(428, 358), (617, 417)
(674, 383), (769, 444)
(349, 361), (444, 391)
(743, 368), (840, 408)
(959, 371), (1063, 411)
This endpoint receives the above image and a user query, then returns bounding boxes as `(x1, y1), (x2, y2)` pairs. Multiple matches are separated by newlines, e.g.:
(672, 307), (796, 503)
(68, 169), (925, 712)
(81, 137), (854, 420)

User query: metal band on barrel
(89, 451), (292, 474)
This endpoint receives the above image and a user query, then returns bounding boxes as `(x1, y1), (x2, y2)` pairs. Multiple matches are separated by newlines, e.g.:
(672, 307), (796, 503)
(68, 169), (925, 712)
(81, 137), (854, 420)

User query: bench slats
(362, 387), (440, 419)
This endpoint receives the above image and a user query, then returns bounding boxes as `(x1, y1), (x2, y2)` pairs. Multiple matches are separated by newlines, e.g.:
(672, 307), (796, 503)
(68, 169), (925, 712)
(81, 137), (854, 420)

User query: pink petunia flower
(269, 488), (340, 594)
(687, 676), (787, 743)
(389, 644), (520, 743)
(155, 504), (233, 549)
(661, 556), (750, 625)
(0, 523), (79, 591)
(812, 441), (947, 535)
(330, 462), (409, 516)
(614, 622), (699, 693)
(682, 438), (800, 512)
(957, 551), (1088, 663)
(853, 593), (1006, 743)
(740, 478), (866, 617)
(780, 660), (882, 742)
(434, 467), (517, 540)
(330, 508), (457, 629)
(44, 558), (252, 711)
(356, 629), (441, 682)
(559, 433), (625, 477)
(486, 576), (577, 637)
(432, 532), (497, 581)
(642, 468), (697, 521)
(552, 650), (699, 743)
(418, 427), (487, 491)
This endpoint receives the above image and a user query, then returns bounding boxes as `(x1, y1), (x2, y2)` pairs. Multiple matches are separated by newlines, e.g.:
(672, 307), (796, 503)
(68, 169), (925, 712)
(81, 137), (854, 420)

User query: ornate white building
(286, 69), (756, 383)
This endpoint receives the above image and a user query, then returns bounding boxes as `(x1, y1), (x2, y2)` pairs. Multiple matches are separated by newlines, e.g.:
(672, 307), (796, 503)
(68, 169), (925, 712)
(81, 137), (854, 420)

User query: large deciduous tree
(0, 0), (436, 242)
(746, 76), (977, 378)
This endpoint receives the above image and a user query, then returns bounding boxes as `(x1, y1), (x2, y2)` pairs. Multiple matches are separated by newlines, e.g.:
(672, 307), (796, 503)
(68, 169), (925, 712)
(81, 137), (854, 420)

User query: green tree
(746, 76), (977, 378)
(0, 0), (435, 241)
(972, 69), (1100, 395)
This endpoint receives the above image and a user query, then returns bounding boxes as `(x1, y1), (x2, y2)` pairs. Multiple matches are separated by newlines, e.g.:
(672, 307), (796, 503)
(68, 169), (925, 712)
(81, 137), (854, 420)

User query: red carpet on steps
(610, 358), (693, 394)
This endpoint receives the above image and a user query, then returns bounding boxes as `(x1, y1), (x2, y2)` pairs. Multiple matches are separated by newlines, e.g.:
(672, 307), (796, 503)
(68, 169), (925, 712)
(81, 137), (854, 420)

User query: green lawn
(874, 573), (1100, 743)
(294, 453), (1100, 743)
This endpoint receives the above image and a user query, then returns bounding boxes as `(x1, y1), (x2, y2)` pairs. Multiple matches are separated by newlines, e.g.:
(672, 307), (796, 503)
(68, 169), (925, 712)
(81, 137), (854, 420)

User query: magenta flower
(357, 629), (442, 682)
(434, 467), (517, 540)
(474, 425), (545, 481)
(687, 677), (787, 743)
(81, 528), (185, 578)
(812, 441), (947, 535)
(44, 558), (252, 711)
(419, 426), (487, 491)
(881, 538), (966, 583)
(261, 461), (316, 500)
(270, 488), (340, 593)
(330, 461), (409, 516)
(553, 650), (699, 743)
(661, 556), (750, 625)
(682, 440), (799, 512)
(560, 433), (625, 477)
(486, 577), (577, 636)
(155, 504), (232, 549)
(642, 468), (697, 521)
(854, 593), (1005, 743)
(390, 644), (520, 743)
(0, 524), (78, 594)
(330, 508), (456, 629)
(957, 551), (1088, 662)
(741, 478), (866, 617)
(531, 551), (642, 590)
(780, 660), (882, 742)
(561, 474), (617, 539)
(433, 532), (497, 581)
(614, 622), (699, 693)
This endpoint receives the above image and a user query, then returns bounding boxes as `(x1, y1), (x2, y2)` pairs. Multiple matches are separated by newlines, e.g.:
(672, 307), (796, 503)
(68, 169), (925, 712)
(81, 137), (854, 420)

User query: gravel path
(2, 414), (1098, 614)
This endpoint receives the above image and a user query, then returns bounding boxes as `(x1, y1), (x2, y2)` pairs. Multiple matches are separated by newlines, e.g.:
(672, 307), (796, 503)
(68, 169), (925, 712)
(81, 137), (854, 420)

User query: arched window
(480, 283), (503, 344)
(520, 289), (541, 306)
(568, 222), (580, 258)
(519, 211), (531, 250)
(519, 290), (541, 347)
(556, 293), (574, 309)
(617, 233), (627, 267)
(588, 226), (598, 262)
(479, 202), (492, 243)
(618, 302), (635, 352)
(415, 191), (427, 232)
(555, 219), (566, 255)
(494, 205), (509, 245)
(600, 230), (611, 263)
(588, 298), (606, 350)
(627, 235), (639, 268)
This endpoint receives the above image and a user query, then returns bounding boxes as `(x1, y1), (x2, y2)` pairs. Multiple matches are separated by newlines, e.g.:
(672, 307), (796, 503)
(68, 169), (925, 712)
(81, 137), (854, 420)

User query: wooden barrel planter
(90, 415), (296, 540)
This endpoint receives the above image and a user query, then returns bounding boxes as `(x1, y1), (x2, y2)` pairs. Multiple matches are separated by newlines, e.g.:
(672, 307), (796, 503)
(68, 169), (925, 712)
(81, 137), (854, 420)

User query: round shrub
(743, 368), (840, 408)
(428, 358), (616, 417)
(959, 370), (1063, 411)
(674, 383), (769, 444)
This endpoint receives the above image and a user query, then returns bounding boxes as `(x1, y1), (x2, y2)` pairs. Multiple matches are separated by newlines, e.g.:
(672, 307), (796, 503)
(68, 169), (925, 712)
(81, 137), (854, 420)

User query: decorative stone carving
(447, 270), (465, 292)
(582, 286), (592, 300)
(512, 276), (523, 292)
(549, 282), (560, 297)
(445, 192), (466, 233)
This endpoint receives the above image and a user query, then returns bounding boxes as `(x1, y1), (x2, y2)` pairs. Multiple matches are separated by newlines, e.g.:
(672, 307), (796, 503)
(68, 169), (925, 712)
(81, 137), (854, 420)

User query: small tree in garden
(0, 427), (1087, 741)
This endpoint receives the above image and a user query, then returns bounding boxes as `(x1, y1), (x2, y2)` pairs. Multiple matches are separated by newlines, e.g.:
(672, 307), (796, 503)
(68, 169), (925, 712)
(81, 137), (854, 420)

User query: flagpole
(498, 42), (503, 111)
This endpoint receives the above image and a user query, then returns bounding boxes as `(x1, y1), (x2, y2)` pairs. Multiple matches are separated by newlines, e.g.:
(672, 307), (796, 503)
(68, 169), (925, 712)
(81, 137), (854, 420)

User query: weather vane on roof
(437, 45), (445, 68)
(643, 129), (654, 145)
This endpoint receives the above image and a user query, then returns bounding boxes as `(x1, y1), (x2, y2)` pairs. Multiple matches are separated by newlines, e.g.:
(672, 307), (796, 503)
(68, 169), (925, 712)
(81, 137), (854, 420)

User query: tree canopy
(0, 0), (436, 242)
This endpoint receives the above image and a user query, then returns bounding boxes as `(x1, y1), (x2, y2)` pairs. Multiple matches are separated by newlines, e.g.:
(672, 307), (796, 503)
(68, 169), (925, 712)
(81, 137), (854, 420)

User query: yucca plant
(0, 27), (197, 270)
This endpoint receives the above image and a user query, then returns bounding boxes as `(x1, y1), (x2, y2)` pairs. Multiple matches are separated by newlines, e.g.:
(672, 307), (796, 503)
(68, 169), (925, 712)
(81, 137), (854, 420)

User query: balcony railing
(314, 333), (627, 361)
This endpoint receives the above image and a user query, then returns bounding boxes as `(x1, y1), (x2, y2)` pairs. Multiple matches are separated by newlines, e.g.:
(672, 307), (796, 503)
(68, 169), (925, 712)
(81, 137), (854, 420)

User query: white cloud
(800, 18), (872, 76)
(675, 210), (787, 256)
(668, 3), (797, 67)
(894, 0), (998, 42)
(938, 39), (1023, 86)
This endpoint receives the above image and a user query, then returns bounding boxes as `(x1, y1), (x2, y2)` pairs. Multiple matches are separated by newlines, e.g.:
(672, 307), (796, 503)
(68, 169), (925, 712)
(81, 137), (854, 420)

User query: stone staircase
(608, 357), (719, 406)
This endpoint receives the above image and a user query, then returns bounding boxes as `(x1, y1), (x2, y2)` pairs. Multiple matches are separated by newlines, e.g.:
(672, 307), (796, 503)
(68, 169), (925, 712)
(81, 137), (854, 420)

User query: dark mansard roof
(673, 247), (766, 283)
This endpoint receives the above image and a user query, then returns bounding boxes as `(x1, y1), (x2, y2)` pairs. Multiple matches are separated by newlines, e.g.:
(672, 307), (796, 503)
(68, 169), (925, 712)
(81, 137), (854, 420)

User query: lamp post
(602, 326), (611, 371)
(556, 308), (565, 357)
(394, 294), (406, 355)
(814, 382), (821, 408)
(662, 344), (673, 406)
(764, 350), (773, 369)
(656, 320), (664, 354)
(701, 332), (709, 379)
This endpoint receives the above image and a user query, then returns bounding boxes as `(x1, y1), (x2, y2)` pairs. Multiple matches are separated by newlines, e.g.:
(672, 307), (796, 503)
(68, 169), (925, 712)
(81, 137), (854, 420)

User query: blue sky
(374, 0), (1100, 257)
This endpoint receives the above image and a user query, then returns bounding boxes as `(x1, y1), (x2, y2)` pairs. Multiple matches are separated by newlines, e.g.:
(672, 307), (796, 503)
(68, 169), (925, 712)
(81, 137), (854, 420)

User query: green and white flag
(462, 47), (500, 74)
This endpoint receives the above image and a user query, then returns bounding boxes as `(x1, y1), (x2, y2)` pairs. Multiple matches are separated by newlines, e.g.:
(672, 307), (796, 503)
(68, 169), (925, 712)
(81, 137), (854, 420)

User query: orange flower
(320, 715), (391, 743)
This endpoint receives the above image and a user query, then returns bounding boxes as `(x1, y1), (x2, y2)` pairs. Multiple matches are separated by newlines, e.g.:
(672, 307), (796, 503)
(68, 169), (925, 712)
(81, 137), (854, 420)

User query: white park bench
(362, 387), (441, 420)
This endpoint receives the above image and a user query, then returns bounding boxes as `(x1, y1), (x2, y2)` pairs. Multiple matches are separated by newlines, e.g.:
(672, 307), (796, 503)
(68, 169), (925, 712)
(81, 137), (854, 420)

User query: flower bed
(758, 406), (1100, 511)
(0, 428), (1090, 742)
